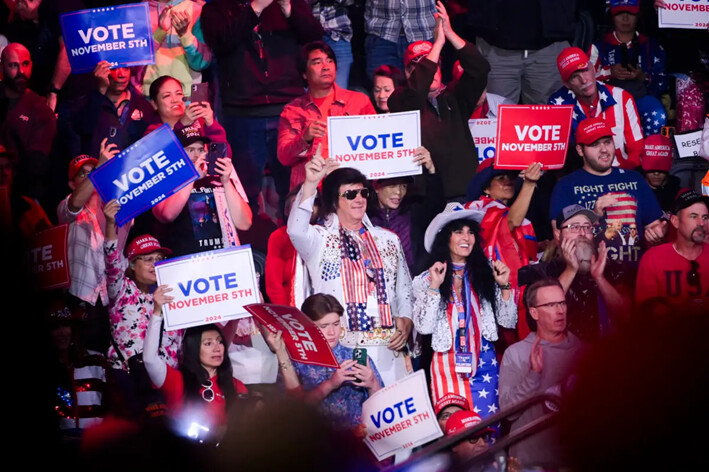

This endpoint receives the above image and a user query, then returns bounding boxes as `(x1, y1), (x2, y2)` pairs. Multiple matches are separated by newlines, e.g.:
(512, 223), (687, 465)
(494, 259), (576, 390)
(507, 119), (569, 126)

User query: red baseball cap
(557, 47), (590, 82)
(126, 234), (172, 261)
(445, 410), (495, 436)
(642, 134), (673, 173)
(575, 118), (614, 145)
(434, 393), (470, 416)
(68, 154), (98, 180)
(610, 0), (640, 15)
(404, 41), (433, 69)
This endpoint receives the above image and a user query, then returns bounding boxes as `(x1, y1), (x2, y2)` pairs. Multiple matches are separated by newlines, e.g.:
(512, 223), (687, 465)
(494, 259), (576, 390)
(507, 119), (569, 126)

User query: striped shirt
(549, 82), (644, 169)
(365, 0), (436, 43)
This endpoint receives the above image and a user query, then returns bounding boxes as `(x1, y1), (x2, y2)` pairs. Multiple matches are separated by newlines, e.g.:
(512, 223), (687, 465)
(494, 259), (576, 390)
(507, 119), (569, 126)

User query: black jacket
(201, 0), (324, 114)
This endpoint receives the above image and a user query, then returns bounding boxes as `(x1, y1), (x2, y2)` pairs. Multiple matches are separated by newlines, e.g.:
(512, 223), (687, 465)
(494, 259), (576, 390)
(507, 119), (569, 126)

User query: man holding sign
(278, 40), (376, 190)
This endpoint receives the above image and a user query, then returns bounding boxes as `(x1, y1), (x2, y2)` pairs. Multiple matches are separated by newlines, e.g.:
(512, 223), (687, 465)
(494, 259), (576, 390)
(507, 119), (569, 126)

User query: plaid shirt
(365, 0), (436, 43)
(308, 0), (354, 42)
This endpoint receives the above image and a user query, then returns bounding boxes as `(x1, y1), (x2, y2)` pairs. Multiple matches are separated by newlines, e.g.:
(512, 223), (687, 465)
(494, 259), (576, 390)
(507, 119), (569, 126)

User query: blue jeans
(324, 36), (353, 89)
(365, 34), (410, 80)
(221, 113), (290, 216)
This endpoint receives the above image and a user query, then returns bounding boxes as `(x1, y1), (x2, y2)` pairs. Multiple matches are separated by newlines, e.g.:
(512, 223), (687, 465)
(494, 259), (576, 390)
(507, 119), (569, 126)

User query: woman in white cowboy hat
(412, 202), (517, 420)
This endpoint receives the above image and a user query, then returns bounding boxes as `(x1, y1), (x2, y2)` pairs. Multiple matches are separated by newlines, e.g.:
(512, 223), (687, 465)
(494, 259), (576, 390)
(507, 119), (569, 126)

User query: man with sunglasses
(636, 189), (709, 308)
(499, 278), (586, 469)
(519, 204), (631, 342)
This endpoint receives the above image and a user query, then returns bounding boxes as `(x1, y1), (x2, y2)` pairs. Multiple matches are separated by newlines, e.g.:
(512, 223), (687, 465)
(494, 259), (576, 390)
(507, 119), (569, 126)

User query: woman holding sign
(412, 203), (517, 420)
(287, 149), (414, 390)
(264, 294), (383, 430)
(143, 286), (247, 439)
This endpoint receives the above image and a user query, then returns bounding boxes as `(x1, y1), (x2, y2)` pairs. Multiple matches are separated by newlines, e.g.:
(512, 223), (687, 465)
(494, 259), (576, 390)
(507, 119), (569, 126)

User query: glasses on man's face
(339, 188), (370, 200)
(533, 300), (567, 310)
(560, 223), (593, 234)
(135, 255), (165, 265)
(687, 260), (701, 288)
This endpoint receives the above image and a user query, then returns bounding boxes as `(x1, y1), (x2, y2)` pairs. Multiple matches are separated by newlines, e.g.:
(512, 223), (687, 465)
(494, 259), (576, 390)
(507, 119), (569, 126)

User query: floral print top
(292, 343), (384, 430)
(105, 240), (181, 370)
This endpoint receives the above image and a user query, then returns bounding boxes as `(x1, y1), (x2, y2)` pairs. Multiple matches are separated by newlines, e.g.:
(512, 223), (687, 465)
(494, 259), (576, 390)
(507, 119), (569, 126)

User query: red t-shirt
(636, 242), (709, 307)
(160, 366), (247, 429)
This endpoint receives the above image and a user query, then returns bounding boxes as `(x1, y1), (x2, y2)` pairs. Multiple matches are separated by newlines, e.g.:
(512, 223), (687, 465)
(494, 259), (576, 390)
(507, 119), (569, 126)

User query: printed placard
(469, 119), (497, 163)
(658, 1), (709, 30)
(362, 370), (443, 460)
(89, 124), (198, 227)
(29, 224), (70, 290)
(155, 245), (260, 330)
(245, 304), (339, 368)
(674, 130), (703, 158)
(60, 3), (155, 73)
(328, 111), (422, 180)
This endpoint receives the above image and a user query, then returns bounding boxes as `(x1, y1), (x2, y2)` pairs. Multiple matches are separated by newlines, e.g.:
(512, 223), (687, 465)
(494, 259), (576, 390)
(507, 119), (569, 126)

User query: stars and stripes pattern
(605, 192), (638, 225)
(640, 102), (667, 136)
(549, 82), (644, 169)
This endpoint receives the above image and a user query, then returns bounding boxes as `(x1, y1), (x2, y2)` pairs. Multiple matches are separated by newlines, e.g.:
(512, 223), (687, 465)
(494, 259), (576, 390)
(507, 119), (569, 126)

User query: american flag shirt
(550, 168), (663, 266)
(549, 82), (644, 169)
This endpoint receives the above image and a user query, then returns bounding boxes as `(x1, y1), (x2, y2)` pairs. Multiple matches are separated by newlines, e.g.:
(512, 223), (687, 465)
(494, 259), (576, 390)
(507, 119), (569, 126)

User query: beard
(691, 227), (706, 244)
(4, 74), (28, 94)
(574, 237), (596, 274)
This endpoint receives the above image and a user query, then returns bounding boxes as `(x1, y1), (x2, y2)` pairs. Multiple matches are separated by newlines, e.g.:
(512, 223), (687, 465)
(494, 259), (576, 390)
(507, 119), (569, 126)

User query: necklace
(451, 263), (465, 280)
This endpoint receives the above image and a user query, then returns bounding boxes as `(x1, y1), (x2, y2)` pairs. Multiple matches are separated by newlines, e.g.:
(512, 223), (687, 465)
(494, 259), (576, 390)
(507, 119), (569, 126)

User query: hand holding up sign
(153, 285), (174, 315)
(94, 60), (112, 94)
(413, 146), (435, 173)
(103, 199), (120, 239)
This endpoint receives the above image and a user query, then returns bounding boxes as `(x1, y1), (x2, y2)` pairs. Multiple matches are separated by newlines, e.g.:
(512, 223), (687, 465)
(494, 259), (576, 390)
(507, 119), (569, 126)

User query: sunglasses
(201, 380), (224, 402)
(339, 188), (370, 200)
(687, 260), (701, 288)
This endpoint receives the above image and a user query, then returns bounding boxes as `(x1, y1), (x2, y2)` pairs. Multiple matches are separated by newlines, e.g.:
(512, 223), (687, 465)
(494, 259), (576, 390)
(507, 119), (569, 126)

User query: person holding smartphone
(152, 123), (252, 257)
(263, 294), (383, 431)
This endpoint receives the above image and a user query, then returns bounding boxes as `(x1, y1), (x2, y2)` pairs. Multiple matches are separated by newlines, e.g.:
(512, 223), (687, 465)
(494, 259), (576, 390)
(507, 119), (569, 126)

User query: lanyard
(451, 271), (472, 354)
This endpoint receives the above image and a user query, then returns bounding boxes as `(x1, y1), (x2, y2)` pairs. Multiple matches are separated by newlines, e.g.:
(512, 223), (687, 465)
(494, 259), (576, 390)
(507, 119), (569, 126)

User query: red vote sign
(244, 303), (339, 368)
(29, 224), (70, 290)
(494, 105), (574, 170)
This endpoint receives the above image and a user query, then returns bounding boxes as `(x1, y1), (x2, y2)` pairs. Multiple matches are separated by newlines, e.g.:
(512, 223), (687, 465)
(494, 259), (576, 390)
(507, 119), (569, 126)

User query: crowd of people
(2, 0), (709, 469)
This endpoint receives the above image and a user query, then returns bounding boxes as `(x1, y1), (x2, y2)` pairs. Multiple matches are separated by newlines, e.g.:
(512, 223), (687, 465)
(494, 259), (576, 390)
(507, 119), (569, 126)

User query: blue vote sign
(89, 124), (198, 227)
(60, 3), (154, 73)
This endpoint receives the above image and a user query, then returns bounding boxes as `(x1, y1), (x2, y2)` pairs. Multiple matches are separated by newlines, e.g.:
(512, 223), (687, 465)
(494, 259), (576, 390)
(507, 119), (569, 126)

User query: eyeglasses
(560, 223), (593, 234)
(75, 169), (92, 179)
(201, 380), (226, 402)
(532, 300), (567, 310)
(339, 188), (370, 200)
(469, 433), (492, 444)
(687, 260), (700, 288)
(135, 255), (165, 264)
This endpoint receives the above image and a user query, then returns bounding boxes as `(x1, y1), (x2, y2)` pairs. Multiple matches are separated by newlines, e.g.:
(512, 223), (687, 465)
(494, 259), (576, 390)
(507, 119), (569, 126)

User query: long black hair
(179, 324), (237, 408)
(426, 219), (497, 314)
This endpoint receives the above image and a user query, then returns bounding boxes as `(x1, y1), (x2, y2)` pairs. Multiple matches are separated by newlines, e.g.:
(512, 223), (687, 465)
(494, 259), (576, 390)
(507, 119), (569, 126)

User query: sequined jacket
(287, 189), (413, 329)
(412, 270), (517, 353)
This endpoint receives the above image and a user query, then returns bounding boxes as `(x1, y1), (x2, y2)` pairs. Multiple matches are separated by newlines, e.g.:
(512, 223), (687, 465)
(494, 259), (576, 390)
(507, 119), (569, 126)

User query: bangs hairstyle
(297, 41), (337, 76)
(426, 218), (497, 312)
(149, 75), (184, 102)
(301, 293), (344, 322)
(321, 167), (367, 217)
(179, 323), (237, 408)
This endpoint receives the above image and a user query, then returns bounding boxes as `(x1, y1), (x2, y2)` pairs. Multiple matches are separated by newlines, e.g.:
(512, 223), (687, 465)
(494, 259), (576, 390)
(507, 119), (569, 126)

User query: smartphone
(106, 126), (120, 147)
(186, 82), (209, 105)
(353, 348), (367, 382)
(206, 142), (228, 176)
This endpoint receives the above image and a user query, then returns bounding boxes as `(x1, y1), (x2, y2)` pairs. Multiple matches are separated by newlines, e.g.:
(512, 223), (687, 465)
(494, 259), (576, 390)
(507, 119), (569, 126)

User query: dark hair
(523, 278), (564, 332)
(373, 65), (406, 88)
(179, 324), (237, 408)
(297, 41), (337, 76)
(149, 75), (183, 102)
(301, 293), (344, 322)
(321, 167), (367, 217)
(426, 219), (497, 312)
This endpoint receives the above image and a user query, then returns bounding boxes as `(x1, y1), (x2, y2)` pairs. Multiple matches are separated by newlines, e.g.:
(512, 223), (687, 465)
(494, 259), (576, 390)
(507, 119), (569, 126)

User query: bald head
(1, 43), (32, 95)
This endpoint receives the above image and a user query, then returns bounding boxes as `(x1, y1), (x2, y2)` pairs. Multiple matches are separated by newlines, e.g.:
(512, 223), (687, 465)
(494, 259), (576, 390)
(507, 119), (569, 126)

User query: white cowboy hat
(424, 202), (485, 253)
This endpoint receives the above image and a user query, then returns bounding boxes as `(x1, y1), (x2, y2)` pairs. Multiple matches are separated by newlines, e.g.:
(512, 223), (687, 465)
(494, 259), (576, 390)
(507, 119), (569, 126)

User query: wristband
(498, 282), (511, 290)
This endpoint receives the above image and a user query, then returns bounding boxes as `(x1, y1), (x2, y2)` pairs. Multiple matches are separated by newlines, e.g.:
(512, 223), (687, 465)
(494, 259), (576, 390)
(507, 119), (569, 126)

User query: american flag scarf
(339, 226), (393, 331)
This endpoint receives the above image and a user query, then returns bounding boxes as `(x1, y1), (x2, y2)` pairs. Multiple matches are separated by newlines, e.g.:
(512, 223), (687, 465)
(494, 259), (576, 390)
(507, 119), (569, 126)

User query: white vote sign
(361, 370), (443, 460)
(328, 111), (422, 180)
(155, 245), (259, 330)
(658, 1), (709, 29)
(674, 130), (703, 158)
(469, 119), (497, 163)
